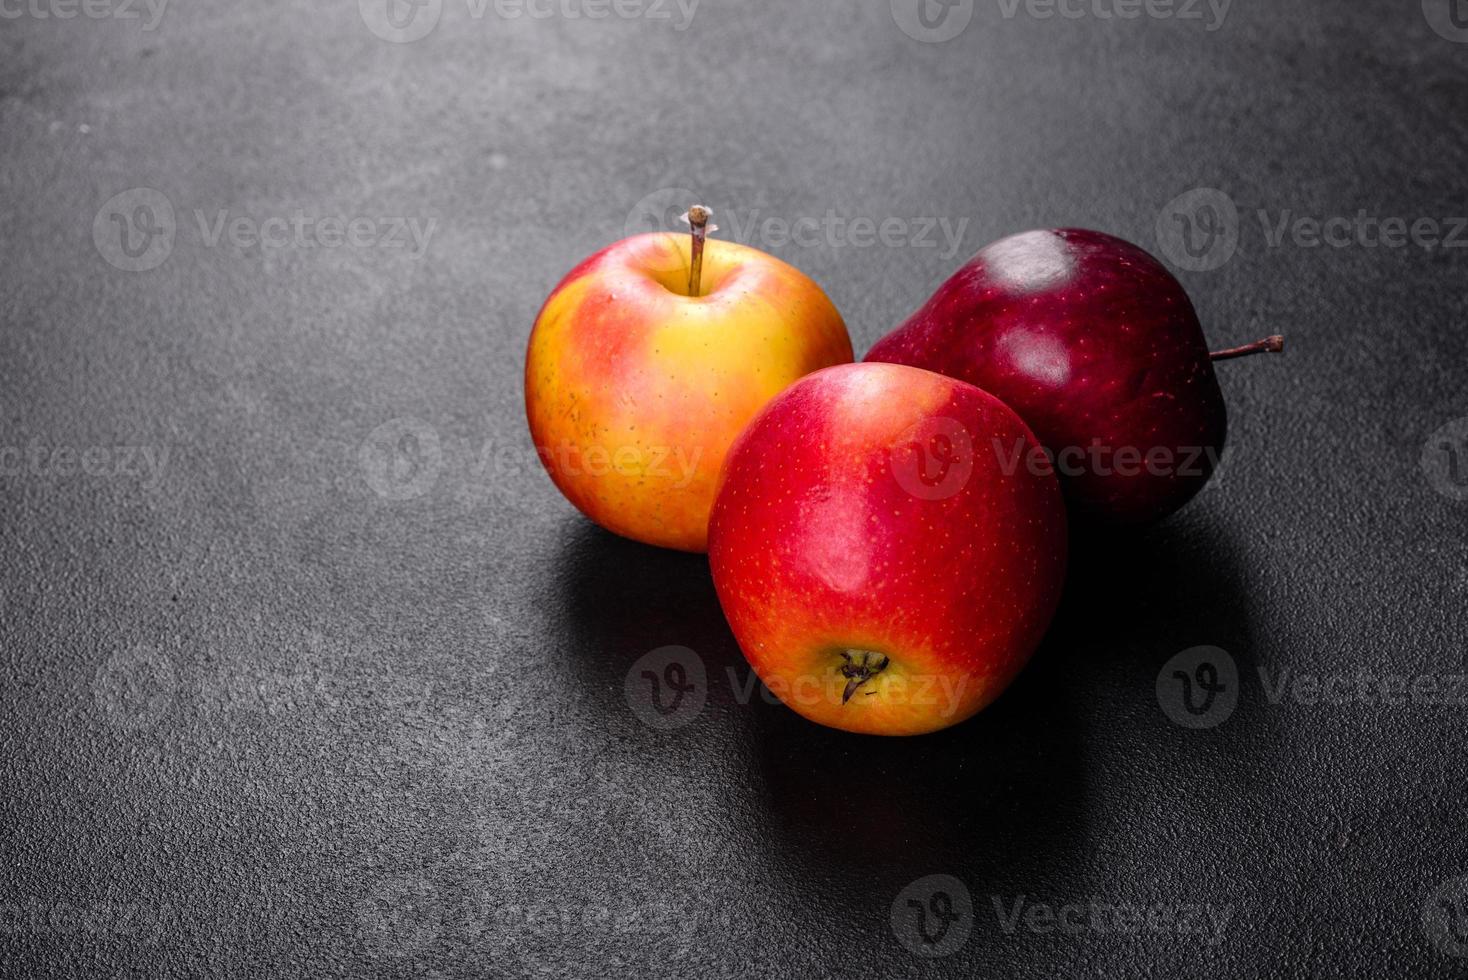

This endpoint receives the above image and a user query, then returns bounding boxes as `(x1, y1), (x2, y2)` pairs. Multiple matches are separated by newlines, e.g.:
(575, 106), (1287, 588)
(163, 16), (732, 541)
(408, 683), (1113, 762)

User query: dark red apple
(707, 362), (1067, 736)
(866, 228), (1281, 524)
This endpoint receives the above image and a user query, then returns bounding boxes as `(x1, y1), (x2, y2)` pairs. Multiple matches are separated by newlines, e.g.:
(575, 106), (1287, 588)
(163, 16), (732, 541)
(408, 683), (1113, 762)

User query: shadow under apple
(541, 506), (1266, 957)
(548, 519), (745, 684)
(745, 510), (1261, 914)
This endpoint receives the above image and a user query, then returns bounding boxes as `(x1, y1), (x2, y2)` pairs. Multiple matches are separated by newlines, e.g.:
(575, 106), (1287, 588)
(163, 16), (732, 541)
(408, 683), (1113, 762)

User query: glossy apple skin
(866, 228), (1226, 524)
(707, 362), (1067, 736)
(526, 232), (852, 552)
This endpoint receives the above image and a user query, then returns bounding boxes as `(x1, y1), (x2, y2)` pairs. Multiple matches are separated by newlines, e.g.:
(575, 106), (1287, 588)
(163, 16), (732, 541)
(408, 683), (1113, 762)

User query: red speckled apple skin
(867, 228), (1227, 524)
(707, 362), (1067, 736)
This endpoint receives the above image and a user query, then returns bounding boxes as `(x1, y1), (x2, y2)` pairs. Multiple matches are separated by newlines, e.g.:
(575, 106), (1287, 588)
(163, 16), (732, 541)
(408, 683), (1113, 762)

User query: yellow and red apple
(525, 221), (852, 552)
(707, 362), (1068, 735)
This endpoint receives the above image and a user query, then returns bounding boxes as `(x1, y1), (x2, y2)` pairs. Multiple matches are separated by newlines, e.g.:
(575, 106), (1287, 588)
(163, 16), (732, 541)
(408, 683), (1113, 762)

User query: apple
(525, 208), (853, 552)
(866, 228), (1282, 524)
(707, 361), (1067, 736)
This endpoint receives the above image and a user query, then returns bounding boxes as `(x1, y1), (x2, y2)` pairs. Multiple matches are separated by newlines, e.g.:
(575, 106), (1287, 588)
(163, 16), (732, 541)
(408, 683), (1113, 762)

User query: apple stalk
(687, 204), (711, 297)
(1209, 335), (1285, 361)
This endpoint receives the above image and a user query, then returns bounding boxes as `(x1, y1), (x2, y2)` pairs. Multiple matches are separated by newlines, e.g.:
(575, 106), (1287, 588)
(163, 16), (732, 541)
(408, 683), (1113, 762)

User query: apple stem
(1209, 335), (1285, 361)
(686, 204), (711, 297)
(839, 650), (890, 704)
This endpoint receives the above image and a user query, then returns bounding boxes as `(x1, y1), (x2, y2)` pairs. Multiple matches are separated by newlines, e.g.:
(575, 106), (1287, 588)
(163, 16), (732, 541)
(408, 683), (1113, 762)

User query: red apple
(866, 228), (1282, 524)
(526, 208), (852, 552)
(707, 362), (1068, 735)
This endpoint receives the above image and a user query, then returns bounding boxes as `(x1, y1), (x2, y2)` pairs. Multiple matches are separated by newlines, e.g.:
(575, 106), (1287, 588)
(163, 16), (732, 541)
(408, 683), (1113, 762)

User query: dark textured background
(3, 0), (1468, 976)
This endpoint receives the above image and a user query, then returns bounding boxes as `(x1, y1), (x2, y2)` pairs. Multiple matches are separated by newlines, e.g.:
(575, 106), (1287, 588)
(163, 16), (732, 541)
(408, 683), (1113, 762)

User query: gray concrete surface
(2, 0), (1468, 976)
